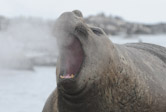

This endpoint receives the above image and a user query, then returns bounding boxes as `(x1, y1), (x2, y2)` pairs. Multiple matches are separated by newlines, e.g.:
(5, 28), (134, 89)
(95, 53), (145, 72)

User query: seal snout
(54, 10), (87, 38)
(72, 10), (83, 17)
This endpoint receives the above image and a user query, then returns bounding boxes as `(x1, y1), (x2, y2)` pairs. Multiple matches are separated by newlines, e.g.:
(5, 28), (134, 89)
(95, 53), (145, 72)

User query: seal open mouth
(59, 36), (84, 79)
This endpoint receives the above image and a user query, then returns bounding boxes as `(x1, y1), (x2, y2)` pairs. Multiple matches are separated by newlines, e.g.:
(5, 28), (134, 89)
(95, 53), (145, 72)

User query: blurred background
(0, 0), (166, 112)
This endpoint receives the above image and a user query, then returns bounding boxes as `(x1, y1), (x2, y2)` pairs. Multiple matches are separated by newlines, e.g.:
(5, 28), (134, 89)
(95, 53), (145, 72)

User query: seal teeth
(71, 74), (74, 78)
(60, 75), (64, 78)
(60, 74), (75, 79)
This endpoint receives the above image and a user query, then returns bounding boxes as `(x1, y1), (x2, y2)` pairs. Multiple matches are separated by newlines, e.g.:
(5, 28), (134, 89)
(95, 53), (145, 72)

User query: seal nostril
(72, 10), (83, 17)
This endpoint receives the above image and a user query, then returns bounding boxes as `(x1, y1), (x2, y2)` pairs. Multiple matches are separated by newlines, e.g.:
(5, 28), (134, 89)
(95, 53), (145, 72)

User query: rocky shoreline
(85, 13), (166, 36)
(1, 14), (166, 36)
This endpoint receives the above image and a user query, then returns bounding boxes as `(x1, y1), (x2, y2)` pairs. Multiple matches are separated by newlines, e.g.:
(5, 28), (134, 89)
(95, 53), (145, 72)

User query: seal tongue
(60, 37), (84, 79)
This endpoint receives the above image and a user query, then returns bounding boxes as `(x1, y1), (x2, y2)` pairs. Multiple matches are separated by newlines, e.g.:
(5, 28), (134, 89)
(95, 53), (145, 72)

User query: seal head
(53, 10), (119, 112)
(54, 10), (117, 94)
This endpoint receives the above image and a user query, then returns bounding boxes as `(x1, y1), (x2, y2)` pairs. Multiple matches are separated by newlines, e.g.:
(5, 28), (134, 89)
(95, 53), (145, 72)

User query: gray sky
(0, 0), (166, 23)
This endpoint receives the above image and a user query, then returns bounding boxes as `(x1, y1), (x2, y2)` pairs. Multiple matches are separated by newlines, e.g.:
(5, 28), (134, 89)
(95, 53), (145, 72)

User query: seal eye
(91, 27), (104, 36)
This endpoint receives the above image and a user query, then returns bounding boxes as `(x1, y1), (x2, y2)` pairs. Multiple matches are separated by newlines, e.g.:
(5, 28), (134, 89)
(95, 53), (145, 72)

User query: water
(111, 35), (166, 47)
(0, 67), (56, 112)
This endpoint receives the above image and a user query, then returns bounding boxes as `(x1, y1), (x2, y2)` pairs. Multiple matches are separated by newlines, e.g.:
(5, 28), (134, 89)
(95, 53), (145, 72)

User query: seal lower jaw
(59, 36), (84, 80)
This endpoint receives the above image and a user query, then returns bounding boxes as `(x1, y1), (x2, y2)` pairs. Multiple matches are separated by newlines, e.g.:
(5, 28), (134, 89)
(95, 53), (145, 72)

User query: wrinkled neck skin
(57, 41), (121, 112)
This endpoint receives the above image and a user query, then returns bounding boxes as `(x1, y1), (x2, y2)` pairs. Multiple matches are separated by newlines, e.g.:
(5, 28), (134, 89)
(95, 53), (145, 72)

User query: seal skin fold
(42, 10), (166, 112)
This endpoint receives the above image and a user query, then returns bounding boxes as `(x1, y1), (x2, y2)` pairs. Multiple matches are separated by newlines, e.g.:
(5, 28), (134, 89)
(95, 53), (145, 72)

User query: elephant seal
(43, 10), (166, 112)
